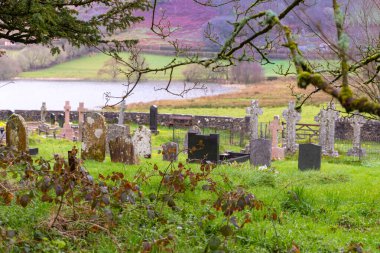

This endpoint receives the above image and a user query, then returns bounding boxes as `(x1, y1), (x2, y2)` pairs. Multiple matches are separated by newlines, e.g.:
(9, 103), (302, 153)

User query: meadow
(1, 124), (379, 252)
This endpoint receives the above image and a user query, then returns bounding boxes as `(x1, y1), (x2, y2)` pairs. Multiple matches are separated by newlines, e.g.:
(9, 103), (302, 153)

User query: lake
(0, 80), (235, 110)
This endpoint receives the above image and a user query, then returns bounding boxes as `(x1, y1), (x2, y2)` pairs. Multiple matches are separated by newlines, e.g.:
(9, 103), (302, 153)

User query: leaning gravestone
(109, 133), (138, 164)
(6, 114), (29, 152)
(250, 139), (271, 167)
(184, 125), (202, 151)
(188, 133), (219, 163)
(298, 144), (321, 171)
(81, 112), (106, 162)
(150, 105), (158, 134)
(132, 125), (152, 158)
(162, 142), (178, 162)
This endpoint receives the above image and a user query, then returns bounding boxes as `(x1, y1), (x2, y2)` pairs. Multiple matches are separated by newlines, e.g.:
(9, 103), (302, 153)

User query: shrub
(0, 55), (21, 80)
(228, 62), (265, 84)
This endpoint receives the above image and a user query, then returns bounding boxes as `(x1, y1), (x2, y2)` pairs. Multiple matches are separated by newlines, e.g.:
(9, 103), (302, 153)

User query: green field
(1, 124), (379, 252)
(19, 52), (294, 80)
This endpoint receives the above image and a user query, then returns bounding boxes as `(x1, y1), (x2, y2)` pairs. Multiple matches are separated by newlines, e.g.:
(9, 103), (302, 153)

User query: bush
(228, 62), (265, 84)
(0, 55), (21, 80)
(182, 64), (226, 82)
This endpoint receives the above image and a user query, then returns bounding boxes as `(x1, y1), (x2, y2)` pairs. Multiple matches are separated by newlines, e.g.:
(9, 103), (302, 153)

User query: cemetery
(0, 1), (380, 252)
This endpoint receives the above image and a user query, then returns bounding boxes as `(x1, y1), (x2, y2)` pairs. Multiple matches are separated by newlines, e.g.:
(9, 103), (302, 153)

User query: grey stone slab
(250, 139), (271, 167)
(298, 143), (321, 171)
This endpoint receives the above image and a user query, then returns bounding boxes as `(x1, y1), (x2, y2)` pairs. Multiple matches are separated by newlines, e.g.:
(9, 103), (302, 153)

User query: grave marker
(250, 139), (271, 167)
(187, 133), (219, 163)
(132, 125), (152, 158)
(347, 113), (366, 157)
(6, 114), (28, 152)
(150, 105), (158, 133)
(162, 142), (178, 161)
(269, 115), (284, 160)
(282, 101), (301, 154)
(81, 112), (106, 162)
(298, 144), (321, 171)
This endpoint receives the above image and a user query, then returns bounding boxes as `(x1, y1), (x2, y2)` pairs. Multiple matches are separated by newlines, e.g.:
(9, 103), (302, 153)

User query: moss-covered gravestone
(81, 112), (106, 162)
(6, 114), (28, 152)
(108, 124), (138, 164)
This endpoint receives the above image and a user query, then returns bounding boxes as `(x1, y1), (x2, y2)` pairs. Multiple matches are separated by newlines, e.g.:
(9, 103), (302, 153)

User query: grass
(1, 125), (380, 252)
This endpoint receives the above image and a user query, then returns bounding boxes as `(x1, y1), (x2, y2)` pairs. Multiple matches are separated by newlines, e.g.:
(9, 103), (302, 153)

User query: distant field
(19, 52), (295, 80)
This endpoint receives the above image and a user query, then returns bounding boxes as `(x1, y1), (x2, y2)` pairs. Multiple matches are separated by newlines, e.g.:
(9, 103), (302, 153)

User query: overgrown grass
(1, 127), (379, 252)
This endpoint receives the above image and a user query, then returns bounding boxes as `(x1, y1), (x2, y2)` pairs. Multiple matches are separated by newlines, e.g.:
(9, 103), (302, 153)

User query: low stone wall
(335, 118), (380, 142)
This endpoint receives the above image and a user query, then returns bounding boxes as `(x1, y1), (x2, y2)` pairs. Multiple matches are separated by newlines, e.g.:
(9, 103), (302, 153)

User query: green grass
(1, 124), (380, 252)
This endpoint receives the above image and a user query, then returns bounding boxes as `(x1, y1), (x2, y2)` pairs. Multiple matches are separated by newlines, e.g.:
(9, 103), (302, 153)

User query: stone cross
(62, 101), (74, 140)
(269, 115), (285, 160)
(246, 100), (263, 141)
(77, 102), (87, 141)
(347, 112), (366, 157)
(118, 100), (126, 125)
(325, 102), (339, 157)
(315, 109), (327, 152)
(40, 102), (47, 122)
(282, 101), (301, 154)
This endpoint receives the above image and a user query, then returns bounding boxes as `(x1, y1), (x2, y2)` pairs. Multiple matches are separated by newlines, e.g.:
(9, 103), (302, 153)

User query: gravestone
(6, 114), (29, 152)
(77, 102), (87, 141)
(40, 102), (47, 122)
(109, 133), (138, 164)
(282, 101), (301, 154)
(250, 139), (271, 167)
(150, 105), (158, 133)
(132, 125), (152, 158)
(57, 113), (64, 128)
(347, 113), (366, 157)
(269, 115), (284, 160)
(187, 133), (219, 163)
(50, 113), (56, 126)
(118, 100), (126, 125)
(107, 124), (130, 153)
(62, 101), (74, 140)
(325, 103), (339, 157)
(242, 100), (263, 153)
(162, 142), (178, 162)
(184, 125), (202, 151)
(298, 144), (321, 171)
(81, 112), (106, 162)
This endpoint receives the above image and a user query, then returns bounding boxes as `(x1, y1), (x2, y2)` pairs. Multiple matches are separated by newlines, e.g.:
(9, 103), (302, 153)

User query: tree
(113, 0), (380, 118)
(0, 1), (150, 53)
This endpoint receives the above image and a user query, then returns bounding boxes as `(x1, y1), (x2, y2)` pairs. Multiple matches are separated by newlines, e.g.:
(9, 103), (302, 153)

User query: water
(0, 80), (234, 110)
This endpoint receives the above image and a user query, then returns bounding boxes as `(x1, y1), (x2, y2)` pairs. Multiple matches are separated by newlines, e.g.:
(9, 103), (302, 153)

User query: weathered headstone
(132, 125), (152, 158)
(81, 112), (106, 162)
(107, 124), (130, 154)
(162, 142), (178, 161)
(118, 100), (126, 125)
(62, 101), (74, 140)
(250, 139), (271, 167)
(269, 115), (285, 160)
(325, 103), (339, 157)
(57, 113), (64, 128)
(315, 109), (327, 152)
(188, 133), (219, 163)
(50, 113), (56, 126)
(298, 144), (321, 171)
(150, 105), (158, 133)
(247, 100), (263, 141)
(184, 125), (202, 151)
(77, 102), (87, 141)
(347, 112), (366, 157)
(109, 132), (138, 164)
(6, 114), (29, 152)
(40, 102), (47, 122)
(282, 101), (301, 154)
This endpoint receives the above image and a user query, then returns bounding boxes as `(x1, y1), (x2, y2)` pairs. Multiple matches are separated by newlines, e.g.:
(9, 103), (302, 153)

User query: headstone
(29, 148), (39, 156)
(325, 103), (339, 157)
(132, 125), (152, 158)
(77, 102), (87, 141)
(149, 105), (158, 133)
(118, 100), (126, 125)
(187, 133), (219, 163)
(6, 114), (29, 152)
(184, 125), (202, 151)
(162, 142), (178, 162)
(40, 102), (47, 122)
(347, 112), (366, 157)
(298, 144), (321, 171)
(81, 112), (106, 162)
(315, 109), (327, 152)
(50, 113), (56, 126)
(62, 101), (74, 140)
(250, 139), (271, 167)
(109, 133), (138, 164)
(282, 101), (301, 154)
(107, 124), (130, 154)
(57, 113), (64, 128)
(269, 115), (285, 160)
(246, 100), (263, 141)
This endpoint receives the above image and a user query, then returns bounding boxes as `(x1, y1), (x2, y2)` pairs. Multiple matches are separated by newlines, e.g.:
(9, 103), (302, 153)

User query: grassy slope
(19, 52), (294, 80)
(1, 127), (379, 252)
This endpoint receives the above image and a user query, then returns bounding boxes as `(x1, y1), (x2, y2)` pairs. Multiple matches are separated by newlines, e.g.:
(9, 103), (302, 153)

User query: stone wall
(335, 118), (380, 142)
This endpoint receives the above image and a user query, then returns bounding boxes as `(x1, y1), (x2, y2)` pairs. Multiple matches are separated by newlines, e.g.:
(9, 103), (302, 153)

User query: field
(1, 125), (380, 252)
